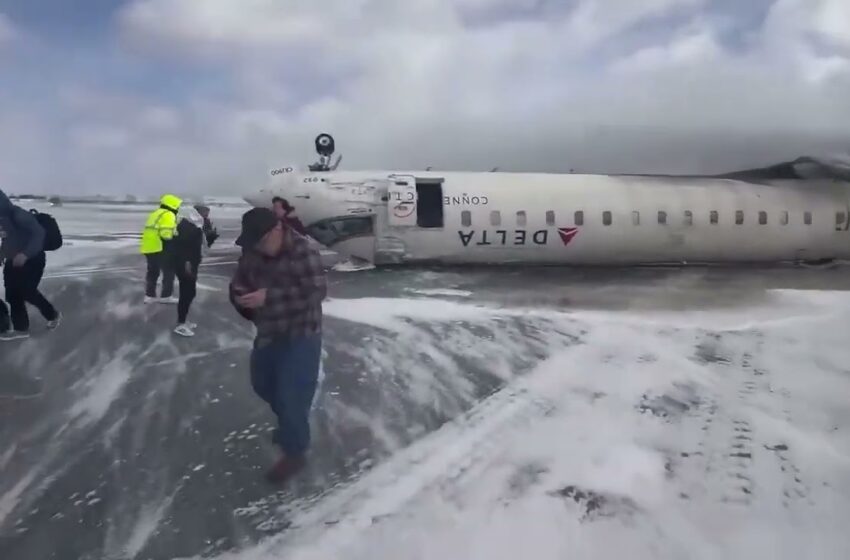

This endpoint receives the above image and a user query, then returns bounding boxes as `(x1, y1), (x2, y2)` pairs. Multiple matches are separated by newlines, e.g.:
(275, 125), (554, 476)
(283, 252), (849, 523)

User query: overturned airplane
(244, 134), (850, 266)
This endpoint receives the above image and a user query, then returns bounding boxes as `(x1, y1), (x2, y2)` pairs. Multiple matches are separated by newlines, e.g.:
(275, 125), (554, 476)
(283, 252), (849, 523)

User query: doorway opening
(416, 178), (444, 228)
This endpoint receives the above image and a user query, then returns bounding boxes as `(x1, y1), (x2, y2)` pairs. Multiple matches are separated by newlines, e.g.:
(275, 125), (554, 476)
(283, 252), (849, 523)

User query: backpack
(29, 209), (63, 251)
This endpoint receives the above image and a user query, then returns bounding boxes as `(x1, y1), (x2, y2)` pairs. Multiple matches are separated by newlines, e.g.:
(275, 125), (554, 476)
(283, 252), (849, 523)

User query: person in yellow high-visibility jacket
(140, 194), (182, 303)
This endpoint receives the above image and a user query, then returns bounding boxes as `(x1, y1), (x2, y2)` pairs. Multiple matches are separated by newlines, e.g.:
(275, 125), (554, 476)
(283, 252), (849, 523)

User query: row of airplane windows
(459, 209), (845, 228)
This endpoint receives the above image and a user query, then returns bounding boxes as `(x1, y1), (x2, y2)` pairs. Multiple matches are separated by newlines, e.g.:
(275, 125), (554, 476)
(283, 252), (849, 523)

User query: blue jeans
(250, 334), (322, 457)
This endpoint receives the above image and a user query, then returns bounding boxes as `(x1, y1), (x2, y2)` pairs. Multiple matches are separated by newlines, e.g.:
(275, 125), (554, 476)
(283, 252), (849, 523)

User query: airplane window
(462, 210), (471, 227)
(632, 211), (640, 226)
(603, 211), (612, 226)
(684, 210), (693, 226)
(658, 211), (667, 225)
(546, 211), (555, 226)
(736, 210), (744, 225)
(759, 211), (767, 225)
(804, 211), (812, 225)
(574, 211), (584, 226)
(517, 211), (527, 227)
(305, 216), (373, 248)
(780, 211), (789, 225)
(490, 211), (501, 226)
(710, 210), (718, 224)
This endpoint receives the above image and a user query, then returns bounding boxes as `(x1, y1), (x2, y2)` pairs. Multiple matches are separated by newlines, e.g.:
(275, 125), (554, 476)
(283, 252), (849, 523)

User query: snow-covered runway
(1, 202), (849, 560)
(197, 289), (850, 560)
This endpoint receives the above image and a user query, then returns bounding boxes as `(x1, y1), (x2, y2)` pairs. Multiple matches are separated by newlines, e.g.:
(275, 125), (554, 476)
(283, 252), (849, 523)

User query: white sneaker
(144, 296), (158, 304)
(47, 313), (62, 329)
(0, 330), (30, 341)
(174, 323), (195, 337)
(185, 321), (197, 330)
(159, 296), (179, 305)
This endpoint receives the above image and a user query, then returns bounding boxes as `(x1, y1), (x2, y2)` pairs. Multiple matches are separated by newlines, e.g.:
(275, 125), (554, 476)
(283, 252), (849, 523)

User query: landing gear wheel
(315, 133), (335, 157)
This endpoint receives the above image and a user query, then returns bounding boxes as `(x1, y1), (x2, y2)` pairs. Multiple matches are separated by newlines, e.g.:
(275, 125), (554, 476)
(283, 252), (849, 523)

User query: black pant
(0, 298), (9, 332)
(175, 262), (197, 324)
(145, 253), (175, 298)
(3, 253), (58, 332)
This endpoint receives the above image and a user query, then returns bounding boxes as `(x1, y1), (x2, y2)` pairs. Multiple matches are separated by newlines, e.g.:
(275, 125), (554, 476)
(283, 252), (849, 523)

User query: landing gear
(308, 133), (342, 172)
(315, 133), (334, 157)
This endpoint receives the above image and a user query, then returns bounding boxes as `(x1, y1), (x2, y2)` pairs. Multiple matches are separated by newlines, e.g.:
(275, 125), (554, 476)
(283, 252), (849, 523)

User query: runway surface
(1, 203), (850, 560)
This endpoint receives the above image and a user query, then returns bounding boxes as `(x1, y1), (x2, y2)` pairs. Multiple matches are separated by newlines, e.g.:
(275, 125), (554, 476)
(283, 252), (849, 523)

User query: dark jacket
(169, 219), (204, 269)
(0, 189), (45, 261)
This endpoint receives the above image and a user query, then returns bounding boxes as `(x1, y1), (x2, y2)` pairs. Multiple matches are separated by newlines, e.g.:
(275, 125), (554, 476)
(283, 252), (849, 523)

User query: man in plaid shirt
(229, 207), (327, 484)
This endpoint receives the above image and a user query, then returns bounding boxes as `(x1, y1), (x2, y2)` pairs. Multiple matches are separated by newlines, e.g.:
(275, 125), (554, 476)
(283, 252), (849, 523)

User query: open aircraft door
(387, 174), (418, 227)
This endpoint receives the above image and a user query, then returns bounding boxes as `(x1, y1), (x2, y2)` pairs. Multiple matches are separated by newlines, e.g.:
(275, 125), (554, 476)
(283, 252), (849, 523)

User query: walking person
(140, 194), (182, 304)
(0, 189), (61, 341)
(229, 207), (328, 484)
(171, 207), (203, 337)
(170, 206), (218, 337)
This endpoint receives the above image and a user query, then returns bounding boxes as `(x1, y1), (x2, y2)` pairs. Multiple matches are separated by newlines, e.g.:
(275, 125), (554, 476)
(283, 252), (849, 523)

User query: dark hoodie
(169, 219), (204, 269)
(0, 189), (45, 261)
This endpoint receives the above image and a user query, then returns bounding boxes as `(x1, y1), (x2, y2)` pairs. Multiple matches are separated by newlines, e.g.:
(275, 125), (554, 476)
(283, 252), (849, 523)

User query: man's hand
(236, 288), (267, 309)
(185, 262), (194, 277)
(12, 254), (27, 267)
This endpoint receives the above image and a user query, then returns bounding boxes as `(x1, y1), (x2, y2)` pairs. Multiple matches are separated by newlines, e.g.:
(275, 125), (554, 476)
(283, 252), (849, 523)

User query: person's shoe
(185, 321), (197, 330)
(0, 330), (30, 341)
(158, 296), (179, 304)
(173, 323), (195, 337)
(46, 313), (62, 329)
(265, 455), (306, 484)
(143, 296), (158, 304)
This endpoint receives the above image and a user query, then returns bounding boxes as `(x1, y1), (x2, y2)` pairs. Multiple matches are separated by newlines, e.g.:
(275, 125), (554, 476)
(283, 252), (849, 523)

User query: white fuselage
(244, 168), (850, 266)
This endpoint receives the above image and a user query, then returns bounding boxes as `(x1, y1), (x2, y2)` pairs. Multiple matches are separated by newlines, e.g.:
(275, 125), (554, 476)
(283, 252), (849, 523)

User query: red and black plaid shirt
(229, 232), (327, 347)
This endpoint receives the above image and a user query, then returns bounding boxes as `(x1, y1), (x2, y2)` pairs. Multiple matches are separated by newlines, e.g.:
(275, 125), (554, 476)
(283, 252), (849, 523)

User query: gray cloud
(1, 0), (849, 196)
(0, 13), (16, 45)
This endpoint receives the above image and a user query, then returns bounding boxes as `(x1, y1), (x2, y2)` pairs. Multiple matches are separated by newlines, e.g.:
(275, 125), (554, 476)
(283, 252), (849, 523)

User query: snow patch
(187, 289), (850, 560)
(67, 345), (136, 427)
(324, 297), (526, 331)
(332, 258), (375, 272)
(410, 288), (473, 298)
(0, 472), (37, 527)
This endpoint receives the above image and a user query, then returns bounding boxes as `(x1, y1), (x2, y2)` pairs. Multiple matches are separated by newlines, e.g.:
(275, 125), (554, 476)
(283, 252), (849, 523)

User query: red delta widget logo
(557, 227), (579, 246)
(457, 227), (580, 247)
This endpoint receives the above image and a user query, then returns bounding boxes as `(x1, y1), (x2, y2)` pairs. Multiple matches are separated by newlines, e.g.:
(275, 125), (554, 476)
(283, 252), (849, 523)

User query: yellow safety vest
(140, 194), (182, 254)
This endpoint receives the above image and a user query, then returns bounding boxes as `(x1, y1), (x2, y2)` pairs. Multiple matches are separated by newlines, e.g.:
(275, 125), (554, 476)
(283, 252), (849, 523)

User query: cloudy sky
(0, 0), (848, 196)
